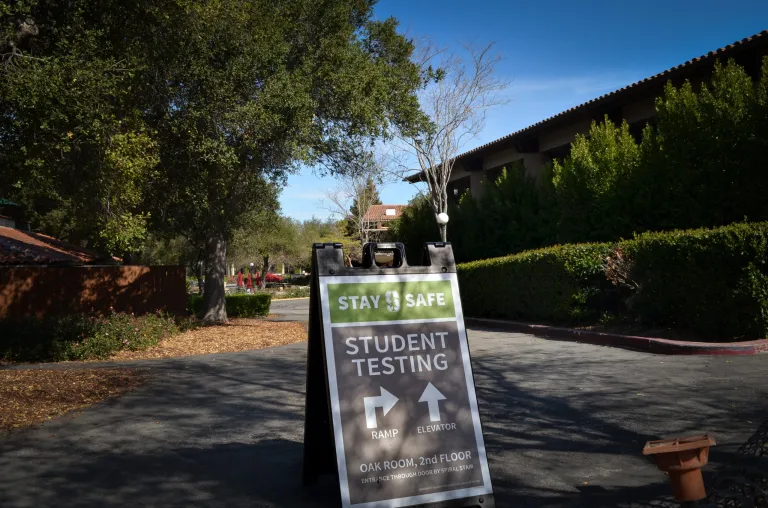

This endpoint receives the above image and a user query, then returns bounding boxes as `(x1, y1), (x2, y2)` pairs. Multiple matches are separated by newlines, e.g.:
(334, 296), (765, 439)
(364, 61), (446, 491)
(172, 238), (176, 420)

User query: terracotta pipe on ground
(642, 434), (716, 505)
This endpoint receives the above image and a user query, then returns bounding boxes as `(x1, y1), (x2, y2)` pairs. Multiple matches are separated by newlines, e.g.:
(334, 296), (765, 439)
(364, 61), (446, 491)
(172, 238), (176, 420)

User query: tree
(392, 43), (508, 241)
(231, 214), (299, 290)
(552, 117), (644, 242)
(294, 217), (359, 268)
(647, 58), (768, 229)
(346, 177), (381, 238)
(1, 0), (427, 322)
(389, 194), (439, 263)
(0, 1), (156, 254)
(325, 155), (386, 248)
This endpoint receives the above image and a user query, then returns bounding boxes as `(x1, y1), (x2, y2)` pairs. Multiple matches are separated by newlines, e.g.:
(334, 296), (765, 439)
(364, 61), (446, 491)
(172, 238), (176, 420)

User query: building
(0, 226), (118, 265)
(0, 198), (118, 265)
(0, 199), (186, 318)
(407, 30), (768, 201)
(362, 204), (408, 232)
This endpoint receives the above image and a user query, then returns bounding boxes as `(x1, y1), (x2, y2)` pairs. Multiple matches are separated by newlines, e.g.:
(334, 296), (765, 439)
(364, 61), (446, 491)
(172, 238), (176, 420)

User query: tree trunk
(439, 223), (447, 242)
(260, 255), (269, 290)
(202, 234), (228, 323)
(195, 260), (204, 295)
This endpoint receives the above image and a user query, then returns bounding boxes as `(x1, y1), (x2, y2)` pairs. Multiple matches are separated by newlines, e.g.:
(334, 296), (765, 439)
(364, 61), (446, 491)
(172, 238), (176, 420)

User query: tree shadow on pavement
(0, 335), (765, 508)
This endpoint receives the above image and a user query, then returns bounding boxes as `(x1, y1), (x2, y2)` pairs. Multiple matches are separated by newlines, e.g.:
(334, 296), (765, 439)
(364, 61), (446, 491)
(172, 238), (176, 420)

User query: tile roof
(0, 226), (112, 265)
(363, 205), (408, 222)
(406, 29), (768, 181)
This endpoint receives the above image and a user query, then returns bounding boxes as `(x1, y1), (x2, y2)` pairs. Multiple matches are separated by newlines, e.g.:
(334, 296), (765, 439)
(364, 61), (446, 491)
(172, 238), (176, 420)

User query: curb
(271, 297), (310, 302)
(465, 318), (768, 355)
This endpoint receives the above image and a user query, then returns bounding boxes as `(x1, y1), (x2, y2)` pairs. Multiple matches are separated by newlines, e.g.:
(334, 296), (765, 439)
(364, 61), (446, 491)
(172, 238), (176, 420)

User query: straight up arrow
(419, 382), (447, 422)
(363, 387), (399, 429)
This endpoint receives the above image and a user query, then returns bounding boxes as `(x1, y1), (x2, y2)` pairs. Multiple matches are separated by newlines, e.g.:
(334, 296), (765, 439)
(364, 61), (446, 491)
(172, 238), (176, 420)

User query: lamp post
(436, 213), (449, 241)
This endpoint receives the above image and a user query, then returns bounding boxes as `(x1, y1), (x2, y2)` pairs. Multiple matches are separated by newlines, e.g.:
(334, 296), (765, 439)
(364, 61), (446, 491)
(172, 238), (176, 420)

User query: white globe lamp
(436, 213), (449, 225)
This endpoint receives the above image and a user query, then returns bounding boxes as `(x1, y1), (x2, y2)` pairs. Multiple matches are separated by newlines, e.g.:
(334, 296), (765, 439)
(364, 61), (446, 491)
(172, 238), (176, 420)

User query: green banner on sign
(326, 280), (456, 323)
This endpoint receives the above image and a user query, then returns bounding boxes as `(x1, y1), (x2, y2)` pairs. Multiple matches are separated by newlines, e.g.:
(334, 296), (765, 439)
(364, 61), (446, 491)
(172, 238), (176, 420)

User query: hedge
(458, 221), (768, 341)
(188, 293), (272, 318)
(0, 311), (182, 362)
(458, 242), (613, 324)
(395, 59), (768, 265)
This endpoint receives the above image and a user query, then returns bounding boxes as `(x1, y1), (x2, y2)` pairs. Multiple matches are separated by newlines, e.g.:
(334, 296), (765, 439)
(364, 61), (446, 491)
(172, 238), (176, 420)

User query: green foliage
(347, 177), (381, 238)
(622, 221), (768, 339)
(390, 194), (439, 263)
(552, 117), (644, 242)
(456, 162), (557, 261)
(268, 286), (311, 299)
(0, 312), (181, 362)
(294, 217), (361, 268)
(395, 57), (768, 265)
(136, 233), (198, 266)
(645, 59), (768, 229)
(394, 164), (557, 263)
(1, 0), (427, 320)
(458, 221), (768, 341)
(459, 243), (612, 324)
(549, 58), (768, 244)
(188, 293), (271, 318)
(229, 211), (298, 266)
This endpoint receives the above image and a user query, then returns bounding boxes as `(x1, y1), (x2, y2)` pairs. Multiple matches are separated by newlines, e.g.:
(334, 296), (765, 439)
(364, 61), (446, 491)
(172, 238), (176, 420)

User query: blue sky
(280, 1), (768, 221)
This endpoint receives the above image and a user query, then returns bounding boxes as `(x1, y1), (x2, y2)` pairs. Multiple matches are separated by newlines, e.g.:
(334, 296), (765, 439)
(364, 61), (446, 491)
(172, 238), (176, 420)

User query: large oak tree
(1, 0), (427, 321)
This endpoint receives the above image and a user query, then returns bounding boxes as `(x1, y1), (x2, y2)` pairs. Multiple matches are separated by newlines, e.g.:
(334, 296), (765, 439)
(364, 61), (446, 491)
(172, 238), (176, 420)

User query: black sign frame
(302, 242), (495, 508)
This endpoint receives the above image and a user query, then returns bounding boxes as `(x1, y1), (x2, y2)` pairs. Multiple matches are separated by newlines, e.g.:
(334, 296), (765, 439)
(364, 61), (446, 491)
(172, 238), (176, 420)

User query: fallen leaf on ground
(108, 319), (306, 361)
(0, 368), (144, 433)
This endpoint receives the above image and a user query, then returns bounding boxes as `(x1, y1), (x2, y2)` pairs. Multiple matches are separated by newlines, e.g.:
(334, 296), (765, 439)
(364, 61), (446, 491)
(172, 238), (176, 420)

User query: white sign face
(319, 273), (493, 508)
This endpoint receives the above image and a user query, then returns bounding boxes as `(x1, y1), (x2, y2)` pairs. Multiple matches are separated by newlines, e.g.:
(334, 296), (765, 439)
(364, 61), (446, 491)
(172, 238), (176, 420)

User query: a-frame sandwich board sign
(302, 242), (495, 508)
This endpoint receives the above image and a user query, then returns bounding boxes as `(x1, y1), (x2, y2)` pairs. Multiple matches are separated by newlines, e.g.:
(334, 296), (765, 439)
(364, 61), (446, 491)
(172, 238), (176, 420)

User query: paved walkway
(1, 303), (766, 507)
(270, 298), (310, 322)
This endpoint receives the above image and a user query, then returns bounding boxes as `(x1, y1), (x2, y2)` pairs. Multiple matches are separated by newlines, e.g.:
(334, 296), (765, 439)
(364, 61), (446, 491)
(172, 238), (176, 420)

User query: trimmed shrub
(458, 243), (612, 324)
(390, 194), (440, 264)
(395, 58), (768, 265)
(623, 222), (768, 340)
(188, 293), (272, 318)
(0, 311), (180, 362)
(287, 275), (310, 286)
(458, 221), (768, 341)
(269, 287), (310, 299)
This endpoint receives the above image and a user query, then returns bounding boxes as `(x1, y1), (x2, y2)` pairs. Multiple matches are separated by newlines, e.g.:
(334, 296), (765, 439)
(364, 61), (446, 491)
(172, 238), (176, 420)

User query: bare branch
(322, 153), (389, 248)
(389, 41), (509, 240)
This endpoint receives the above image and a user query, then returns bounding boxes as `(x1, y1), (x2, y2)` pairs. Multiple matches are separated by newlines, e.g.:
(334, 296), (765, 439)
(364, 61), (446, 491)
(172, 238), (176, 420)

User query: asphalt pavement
(269, 298), (311, 322)
(1, 298), (766, 507)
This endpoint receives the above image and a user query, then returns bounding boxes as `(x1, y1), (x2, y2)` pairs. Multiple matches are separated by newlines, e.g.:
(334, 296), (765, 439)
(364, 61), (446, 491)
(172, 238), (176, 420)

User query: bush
(287, 275), (310, 286)
(390, 194), (440, 264)
(188, 293), (272, 318)
(269, 286), (310, 299)
(623, 221), (768, 340)
(458, 221), (768, 341)
(458, 242), (612, 324)
(394, 58), (768, 264)
(0, 311), (181, 363)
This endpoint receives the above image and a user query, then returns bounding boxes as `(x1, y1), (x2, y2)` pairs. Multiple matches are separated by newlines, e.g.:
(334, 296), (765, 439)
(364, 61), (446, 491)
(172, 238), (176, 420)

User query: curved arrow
(364, 387), (399, 429)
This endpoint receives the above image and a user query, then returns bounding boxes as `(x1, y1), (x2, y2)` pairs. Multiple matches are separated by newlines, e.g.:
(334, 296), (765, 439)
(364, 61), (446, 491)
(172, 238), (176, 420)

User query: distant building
(362, 205), (408, 232)
(407, 30), (768, 202)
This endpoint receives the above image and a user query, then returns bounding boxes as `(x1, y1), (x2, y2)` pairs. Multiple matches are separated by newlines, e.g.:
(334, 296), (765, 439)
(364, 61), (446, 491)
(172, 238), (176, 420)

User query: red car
(255, 272), (283, 285)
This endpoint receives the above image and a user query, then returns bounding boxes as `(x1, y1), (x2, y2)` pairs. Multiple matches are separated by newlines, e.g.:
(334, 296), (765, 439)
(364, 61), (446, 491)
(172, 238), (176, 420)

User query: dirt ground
(0, 368), (144, 432)
(2, 319), (307, 432)
(109, 319), (307, 361)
